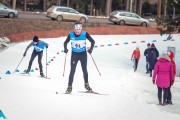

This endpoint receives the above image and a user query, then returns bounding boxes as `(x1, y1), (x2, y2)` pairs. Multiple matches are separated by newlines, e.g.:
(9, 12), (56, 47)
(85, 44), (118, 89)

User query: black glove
(87, 49), (92, 54)
(64, 49), (68, 53)
(46, 45), (49, 48)
(23, 52), (26, 57)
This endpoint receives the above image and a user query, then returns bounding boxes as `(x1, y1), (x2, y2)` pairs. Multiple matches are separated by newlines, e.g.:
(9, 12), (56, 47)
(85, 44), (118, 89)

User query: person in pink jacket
(152, 50), (174, 106)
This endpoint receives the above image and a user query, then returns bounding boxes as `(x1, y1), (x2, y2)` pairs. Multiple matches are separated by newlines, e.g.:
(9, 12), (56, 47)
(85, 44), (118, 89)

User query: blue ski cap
(74, 24), (82, 30)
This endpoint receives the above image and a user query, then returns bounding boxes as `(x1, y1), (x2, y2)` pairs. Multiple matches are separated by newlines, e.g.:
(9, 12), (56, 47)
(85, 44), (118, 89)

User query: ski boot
(85, 83), (92, 92)
(65, 86), (72, 94)
(40, 71), (45, 77)
(25, 69), (30, 74)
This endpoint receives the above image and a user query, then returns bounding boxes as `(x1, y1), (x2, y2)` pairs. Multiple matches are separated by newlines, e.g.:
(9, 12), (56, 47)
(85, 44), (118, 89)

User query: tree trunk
(138, 0), (142, 16)
(126, 0), (129, 11)
(56, 0), (61, 6)
(130, 0), (132, 12)
(24, 0), (27, 11)
(163, 0), (167, 17)
(134, 0), (137, 13)
(106, 0), (110, 17)
(12, 0), (17, 9)
(67, 0), (69, 7)
(90, 0), (93, 16)
(109, 0), (112, 13)
(43, 0), (46, 12)
(157, 0), (161, 18)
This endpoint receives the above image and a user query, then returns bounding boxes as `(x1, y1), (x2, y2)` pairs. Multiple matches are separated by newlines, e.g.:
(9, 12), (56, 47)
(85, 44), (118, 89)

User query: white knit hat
(162, 50), (170, 55)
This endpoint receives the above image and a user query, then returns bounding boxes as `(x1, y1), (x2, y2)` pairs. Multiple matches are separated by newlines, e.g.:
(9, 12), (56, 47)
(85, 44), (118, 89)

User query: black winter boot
(85, 83), (92, 91)
(65, 86), (72, 94)
(26, 69), (30, 74)
(40, 71), (45, 77)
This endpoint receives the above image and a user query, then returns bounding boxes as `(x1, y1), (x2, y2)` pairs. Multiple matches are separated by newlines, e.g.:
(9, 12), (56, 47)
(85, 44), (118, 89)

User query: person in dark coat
(144, 43), (151, 73)
(147, 43), (159, 77)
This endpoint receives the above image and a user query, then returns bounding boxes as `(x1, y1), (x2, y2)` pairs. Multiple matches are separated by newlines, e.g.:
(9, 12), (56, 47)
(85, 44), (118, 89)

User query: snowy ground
(0, 34), (180, 120)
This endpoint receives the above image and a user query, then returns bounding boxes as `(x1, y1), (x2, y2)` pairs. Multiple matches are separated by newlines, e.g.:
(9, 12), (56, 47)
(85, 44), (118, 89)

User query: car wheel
(57, 16), (63, 21)
(119, 20), (125, 25)
(8, 12), (15, 18)
(80, 17), (86, 23)
(141, 22), (147, 26)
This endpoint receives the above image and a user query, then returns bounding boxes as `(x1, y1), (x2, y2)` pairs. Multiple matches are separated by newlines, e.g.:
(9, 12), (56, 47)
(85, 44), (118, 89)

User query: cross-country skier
(64, 21), (95, 94)
(23, 36), (49, 77)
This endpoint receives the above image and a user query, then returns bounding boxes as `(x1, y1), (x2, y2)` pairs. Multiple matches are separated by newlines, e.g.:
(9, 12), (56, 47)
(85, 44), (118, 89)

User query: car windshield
(0, 4), (8, 9)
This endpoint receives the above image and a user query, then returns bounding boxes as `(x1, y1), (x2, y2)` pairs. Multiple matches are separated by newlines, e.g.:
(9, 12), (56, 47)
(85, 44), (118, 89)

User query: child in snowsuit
(166, 50), (176, 104)
(152, 50), (174, 106)
(131, 46), (140, 72)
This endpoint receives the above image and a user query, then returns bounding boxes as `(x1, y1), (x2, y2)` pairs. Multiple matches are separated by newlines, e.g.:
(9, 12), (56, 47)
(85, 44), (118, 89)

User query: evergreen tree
(156, 0), (180, 35)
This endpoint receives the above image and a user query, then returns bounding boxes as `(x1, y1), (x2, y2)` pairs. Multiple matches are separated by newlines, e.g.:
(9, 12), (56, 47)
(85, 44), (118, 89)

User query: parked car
(46, 6), (88, 23)
(108, 11), (149, 26)
(0, 3), (18, 18)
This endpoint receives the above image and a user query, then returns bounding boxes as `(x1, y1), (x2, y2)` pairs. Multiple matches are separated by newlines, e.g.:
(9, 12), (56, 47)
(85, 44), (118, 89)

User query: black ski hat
(33, 36), (39, 42)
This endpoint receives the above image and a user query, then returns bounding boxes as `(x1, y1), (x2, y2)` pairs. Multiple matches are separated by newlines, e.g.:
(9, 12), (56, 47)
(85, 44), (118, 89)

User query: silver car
(0, 3), (18, 18)
(109, 11), (149, 26)
(46, 6), (88, 23)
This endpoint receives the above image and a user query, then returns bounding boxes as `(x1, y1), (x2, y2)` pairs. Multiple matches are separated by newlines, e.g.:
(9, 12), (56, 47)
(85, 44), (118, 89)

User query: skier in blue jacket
(64, 21), (95, 94)
(23, 36), (49, 77)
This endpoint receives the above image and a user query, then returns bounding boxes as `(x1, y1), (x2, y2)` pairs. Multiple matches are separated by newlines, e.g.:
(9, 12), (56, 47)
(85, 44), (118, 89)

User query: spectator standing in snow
(144, 43), (151, 73)
(166, 50), (176, 104)
(64, 21), (95, 94)
(152, 50), (174, 106)
(147, 43), (159, 77)
(23, 36), (49, 77)
(131, 46), (140, 72)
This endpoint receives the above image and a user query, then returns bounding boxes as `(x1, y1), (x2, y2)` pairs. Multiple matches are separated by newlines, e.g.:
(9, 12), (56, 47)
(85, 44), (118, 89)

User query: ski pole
(46, 48), (48, 78)
(63, 53), (67, 77)
(13, 57), (24, 73)
(89, 53), (101, 76)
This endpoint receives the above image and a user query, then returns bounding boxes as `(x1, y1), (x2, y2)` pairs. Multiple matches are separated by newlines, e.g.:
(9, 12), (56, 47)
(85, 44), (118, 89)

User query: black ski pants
(68, 52), (88, 86)
(167, 85), (172, 102)
(133, 58), (139, 72)
(157, 86), (168, 103)
(28, 50), (43, 73)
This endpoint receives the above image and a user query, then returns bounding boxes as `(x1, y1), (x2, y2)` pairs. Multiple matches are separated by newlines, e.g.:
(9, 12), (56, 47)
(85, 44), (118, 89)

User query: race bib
(34, 46), (43, 52)
(71, 40), (86, 49)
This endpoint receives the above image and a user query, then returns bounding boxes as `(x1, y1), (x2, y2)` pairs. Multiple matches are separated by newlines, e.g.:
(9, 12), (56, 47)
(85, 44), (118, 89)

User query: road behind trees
(18, 12), (157, 26)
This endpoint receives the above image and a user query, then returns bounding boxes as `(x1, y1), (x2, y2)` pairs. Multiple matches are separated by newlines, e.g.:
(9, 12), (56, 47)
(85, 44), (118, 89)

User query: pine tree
(156, 0), (180, 35)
